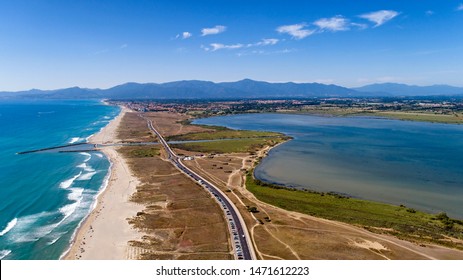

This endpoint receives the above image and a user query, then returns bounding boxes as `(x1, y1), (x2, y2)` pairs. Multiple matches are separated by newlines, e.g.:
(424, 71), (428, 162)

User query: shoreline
(63, 106), (143, 260)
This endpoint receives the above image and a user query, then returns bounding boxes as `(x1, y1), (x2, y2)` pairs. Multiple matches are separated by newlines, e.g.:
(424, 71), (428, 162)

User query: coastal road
(143, 116), (256, 260)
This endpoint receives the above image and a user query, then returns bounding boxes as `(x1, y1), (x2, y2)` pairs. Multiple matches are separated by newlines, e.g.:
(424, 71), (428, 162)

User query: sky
(1, 0), (463, 91)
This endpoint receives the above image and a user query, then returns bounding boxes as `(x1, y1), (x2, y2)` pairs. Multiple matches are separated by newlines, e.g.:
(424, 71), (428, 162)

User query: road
(144, 116), (255, 260)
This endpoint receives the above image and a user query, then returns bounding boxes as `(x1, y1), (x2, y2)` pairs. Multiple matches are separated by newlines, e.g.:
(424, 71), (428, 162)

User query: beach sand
(63, 107), (143, 260)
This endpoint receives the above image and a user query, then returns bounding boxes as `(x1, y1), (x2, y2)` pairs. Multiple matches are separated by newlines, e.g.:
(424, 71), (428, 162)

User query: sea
(0, 99), (119, 260)
(194, 113), (463, 219)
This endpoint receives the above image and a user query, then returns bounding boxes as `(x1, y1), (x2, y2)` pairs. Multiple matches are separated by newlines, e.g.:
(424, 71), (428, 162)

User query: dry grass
(145, 112), (212, 137)
(117, 112), (156, 142)
(116, 113), (232, 260)
(119, 149), (232, 259)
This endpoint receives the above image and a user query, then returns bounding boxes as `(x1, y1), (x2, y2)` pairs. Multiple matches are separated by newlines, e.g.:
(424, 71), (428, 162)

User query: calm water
(0, 100), (119, 259)
(194, 113), (463, 219)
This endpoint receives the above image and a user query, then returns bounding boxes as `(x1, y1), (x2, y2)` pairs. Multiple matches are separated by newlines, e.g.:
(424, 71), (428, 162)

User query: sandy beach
(63, 107), (143, 260)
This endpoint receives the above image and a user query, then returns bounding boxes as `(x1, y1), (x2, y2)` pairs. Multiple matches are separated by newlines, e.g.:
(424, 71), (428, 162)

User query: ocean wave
(68, 137), (84, 144)
(61, 162), (112, 259)
(95, 153), (104, 158)
(77, 171), (97, 181)
(6, 212), (56, 243)
(79, 152), (92, 162)
(77, 163), (95, 172)
(47, 231), (66, 245)
(59, 172), (82, 189)
(46, 232), (64, 245)
(92, 120), (108, 125)
(57, 187), (84, 225)
(0, 250), (11, 260)
(59, 201), (80, 222)
(67, 187), (84, 202)
(0, 218), (17, 236)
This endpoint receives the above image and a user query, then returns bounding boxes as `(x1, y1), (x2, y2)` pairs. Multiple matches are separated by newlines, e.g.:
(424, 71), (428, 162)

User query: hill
(2, 80), (463, 100)
(353, 83), (463, 96)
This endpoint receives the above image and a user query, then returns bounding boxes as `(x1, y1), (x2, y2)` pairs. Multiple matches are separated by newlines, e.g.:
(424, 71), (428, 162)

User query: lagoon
(194, 113), (463, 219)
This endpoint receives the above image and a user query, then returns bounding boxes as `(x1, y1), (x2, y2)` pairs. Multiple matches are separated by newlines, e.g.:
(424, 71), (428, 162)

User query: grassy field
(121, 146), (160, 158)
(172, 137), (287, 154)
(246, 173), (463, 249)
(371, 111), (463, 124)
(167, 127), (284, 141)
(295, 108), (463, 124)
(117, 112), (156, 142)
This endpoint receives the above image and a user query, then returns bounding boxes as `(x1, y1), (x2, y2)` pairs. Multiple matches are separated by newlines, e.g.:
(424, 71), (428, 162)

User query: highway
(144, 116), (255, 260)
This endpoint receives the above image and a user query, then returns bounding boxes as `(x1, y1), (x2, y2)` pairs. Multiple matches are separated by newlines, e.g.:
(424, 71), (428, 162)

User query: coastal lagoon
(194, 113), (463, 219)
(0, 100), (119, 259)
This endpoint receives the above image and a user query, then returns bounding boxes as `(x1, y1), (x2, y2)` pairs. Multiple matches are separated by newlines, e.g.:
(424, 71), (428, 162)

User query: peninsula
(65, 100), (463, 260)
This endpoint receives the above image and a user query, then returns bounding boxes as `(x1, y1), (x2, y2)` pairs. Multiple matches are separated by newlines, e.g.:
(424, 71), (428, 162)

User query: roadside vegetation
(246, 173), (463, 250)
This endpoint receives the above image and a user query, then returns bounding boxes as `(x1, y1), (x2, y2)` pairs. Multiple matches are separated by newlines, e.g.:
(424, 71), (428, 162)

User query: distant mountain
(353, 83), (463, 96)
(218, 79), (356, 98)
(2, 80), (463, 100)
(101, 79), (358, 99)
(0, 87), (102, 99)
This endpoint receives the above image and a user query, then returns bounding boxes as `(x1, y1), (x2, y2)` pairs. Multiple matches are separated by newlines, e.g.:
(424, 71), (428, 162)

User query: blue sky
(1, 0), (463, 91)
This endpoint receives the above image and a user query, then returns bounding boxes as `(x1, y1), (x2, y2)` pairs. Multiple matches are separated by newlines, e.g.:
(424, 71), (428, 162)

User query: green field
(168, 127), (284, 141)
(246, 173), (463, 249)
(372, 111), (463, 124)
(294, 108), (463, 124)
(172, 137), (287, 154)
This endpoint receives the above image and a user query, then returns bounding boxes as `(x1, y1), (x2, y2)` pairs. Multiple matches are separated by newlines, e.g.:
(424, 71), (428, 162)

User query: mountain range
(1, 79), (463, 100)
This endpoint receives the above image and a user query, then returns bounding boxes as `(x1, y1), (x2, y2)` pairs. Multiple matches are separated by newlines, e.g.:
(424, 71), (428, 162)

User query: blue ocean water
(194, 113), (463, 219)
(0, 100), (119, 260)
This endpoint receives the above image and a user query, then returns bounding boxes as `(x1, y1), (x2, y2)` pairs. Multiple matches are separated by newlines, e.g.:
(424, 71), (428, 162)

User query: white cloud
(182, 32), (192, 39)
(201, 25), (226, 36)
(359, 10), (399, 27)
(351, 22), (368, 30)
(276, 23), (315, 39)
(247, 38), (279, 47)
(314, 15), (349, 31)
(203, 43), (244, 51)
(203, 38), (279, 52)
(237, 48), (295, 56)
(458, 4), (463, 11)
